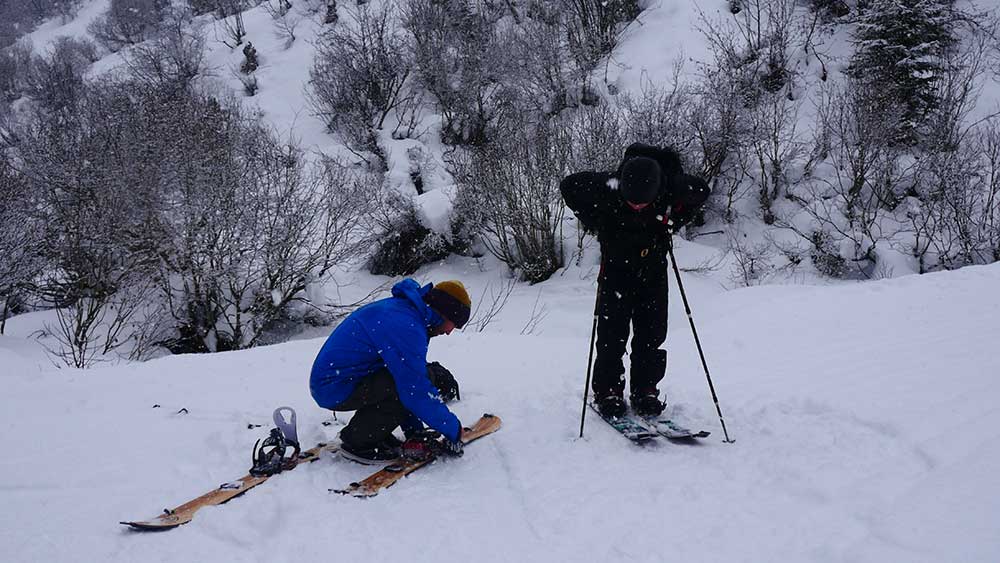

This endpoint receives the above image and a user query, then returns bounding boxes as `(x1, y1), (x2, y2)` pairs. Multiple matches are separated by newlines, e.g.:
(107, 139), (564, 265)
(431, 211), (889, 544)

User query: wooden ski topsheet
(121, 442), (338, 531)
(333, 413), (501, 498)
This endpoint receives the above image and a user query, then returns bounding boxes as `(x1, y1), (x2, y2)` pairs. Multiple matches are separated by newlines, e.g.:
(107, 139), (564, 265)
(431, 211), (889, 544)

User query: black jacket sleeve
(670, 174), (710, 227)
(560, 171), (613, 233)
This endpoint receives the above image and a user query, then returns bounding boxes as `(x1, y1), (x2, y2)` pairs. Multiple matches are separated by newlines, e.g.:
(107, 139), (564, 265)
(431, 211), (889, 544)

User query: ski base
(121, 443), (339, 531)
(331, 413), (502, 498)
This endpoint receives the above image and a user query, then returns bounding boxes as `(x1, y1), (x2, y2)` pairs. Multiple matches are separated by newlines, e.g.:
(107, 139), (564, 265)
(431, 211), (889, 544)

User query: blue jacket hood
(390, 278), (445, 330)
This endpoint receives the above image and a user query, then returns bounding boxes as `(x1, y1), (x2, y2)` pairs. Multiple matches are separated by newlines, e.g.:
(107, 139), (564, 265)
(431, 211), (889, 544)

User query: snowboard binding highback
(250, 407), (301, 476)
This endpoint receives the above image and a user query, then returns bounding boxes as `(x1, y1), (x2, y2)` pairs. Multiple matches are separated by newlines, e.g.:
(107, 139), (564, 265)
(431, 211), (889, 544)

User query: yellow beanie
(423, 280), (472, 328)
(434, 280), (471, 307)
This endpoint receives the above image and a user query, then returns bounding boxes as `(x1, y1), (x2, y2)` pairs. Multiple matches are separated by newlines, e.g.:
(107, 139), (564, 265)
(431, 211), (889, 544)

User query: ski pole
(579, 264), (603, 438)
(667, 240), (734, 443)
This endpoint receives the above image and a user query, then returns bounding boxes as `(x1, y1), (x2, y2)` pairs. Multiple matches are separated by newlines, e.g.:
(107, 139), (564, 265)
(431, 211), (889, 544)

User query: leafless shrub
(464, 277), (516, 333)
(746, 89), (805, 224)
(506, 15), (575, 116)
(310, 2), (414, 163)
(560, 0), (641, 75)
(24, 36), (98, 113)
(215, 0), (254, 47)
(0, 158), (45, 334)
(262, 0), (293, 18)
(780, 78), (905, 278)
(15, 74), (375, 358)
(0, 40), (32, 102)
(123, 20), (206, 94)
(451, 117), (571, 283)
(89, 0), (170, 52)
(237, 69), (259, 95)
(403, 0), (515, 146)
(45, 274), (155, 368)
(618, 69), (694, 153)
(273, 11), (301, 48)
(520, 287), (549, 335)
(728, 229), (775, 286)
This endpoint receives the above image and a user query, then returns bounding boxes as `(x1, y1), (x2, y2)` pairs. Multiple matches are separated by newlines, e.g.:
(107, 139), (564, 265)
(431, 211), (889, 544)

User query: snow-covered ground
(4, 1), (1000, 561)
(2, 248), (999, 562)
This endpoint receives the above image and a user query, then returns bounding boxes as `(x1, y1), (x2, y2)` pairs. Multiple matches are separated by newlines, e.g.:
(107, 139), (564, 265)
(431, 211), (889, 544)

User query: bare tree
(0, 40), (32, 103)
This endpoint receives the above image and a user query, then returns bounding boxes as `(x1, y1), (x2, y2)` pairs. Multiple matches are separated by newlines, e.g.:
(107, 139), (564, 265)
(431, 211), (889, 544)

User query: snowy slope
(2, 253), (999, 562)
(4, 1), (1000, 561)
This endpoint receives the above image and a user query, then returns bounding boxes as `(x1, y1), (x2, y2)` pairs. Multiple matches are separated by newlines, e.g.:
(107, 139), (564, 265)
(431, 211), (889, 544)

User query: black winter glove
(427, 361), (460, 402)
(441, 430), (464, 457)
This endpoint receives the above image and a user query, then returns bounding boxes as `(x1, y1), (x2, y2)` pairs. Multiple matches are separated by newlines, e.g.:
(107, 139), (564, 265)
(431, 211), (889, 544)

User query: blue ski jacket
(310, 278), (461, 441)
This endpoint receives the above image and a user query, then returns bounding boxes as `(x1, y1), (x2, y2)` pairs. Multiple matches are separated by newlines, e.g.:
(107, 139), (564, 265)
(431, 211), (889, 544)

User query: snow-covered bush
(310, 2), (414, 164)
(561, 0), (641, 74)
(368, 194), (450, 276)
(122, 18), (206, 94)
(0, 40), (32, 103)
(504, 13), (574, 116)
(1, 0), (78, 48)
(0, 158), (44, 335)
(403, 0), (513, 146)
(23, 36), (98, 113)
(13, 76), (374, 360)
(88, 0), (171, 52)
(450, 117), (571, 283)
(778, 78), (903, 278)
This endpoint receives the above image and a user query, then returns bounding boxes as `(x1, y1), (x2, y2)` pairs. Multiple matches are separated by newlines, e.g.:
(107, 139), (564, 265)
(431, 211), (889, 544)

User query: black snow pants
(592, 258), (669, 400)
(333, 365), (446, 448)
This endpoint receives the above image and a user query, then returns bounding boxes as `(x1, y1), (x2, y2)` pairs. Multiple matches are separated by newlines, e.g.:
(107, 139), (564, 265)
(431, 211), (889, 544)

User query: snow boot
(339, 435), (402, 465)
(631, 393), (666, 417)
(596, 395), (627, 418)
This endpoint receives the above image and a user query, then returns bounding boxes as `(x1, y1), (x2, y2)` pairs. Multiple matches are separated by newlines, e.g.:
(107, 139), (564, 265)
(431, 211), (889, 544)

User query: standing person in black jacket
(561, 143), (710, 418)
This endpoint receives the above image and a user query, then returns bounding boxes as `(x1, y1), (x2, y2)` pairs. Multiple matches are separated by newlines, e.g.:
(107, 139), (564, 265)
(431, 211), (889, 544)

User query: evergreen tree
(847, 0), (957, 144)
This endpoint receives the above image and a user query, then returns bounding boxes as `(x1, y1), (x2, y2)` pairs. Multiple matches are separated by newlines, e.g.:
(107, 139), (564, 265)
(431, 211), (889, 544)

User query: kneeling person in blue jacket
(310, 278), (471, 464)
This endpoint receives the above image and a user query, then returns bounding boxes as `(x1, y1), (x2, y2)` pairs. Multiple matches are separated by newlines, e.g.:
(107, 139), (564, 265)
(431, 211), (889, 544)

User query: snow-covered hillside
(3, 248), (1000, 562)
(4, 0), (1000, 561)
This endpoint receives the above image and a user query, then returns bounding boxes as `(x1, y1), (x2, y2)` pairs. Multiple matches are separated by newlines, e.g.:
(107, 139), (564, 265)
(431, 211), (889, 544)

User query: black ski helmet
(619, 156), (661, 204)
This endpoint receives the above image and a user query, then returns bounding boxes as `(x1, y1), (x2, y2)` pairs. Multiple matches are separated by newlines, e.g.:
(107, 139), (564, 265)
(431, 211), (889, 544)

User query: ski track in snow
(3, 261), (1000, 562)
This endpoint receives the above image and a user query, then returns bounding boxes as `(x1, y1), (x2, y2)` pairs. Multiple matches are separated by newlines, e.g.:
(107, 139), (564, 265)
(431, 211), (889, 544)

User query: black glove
(427, 361), (460, 402)
(441, 430), (464, 457)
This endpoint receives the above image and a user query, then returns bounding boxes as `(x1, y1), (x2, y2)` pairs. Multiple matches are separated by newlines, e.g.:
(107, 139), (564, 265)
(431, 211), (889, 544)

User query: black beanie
(619, 156), (661, 204)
